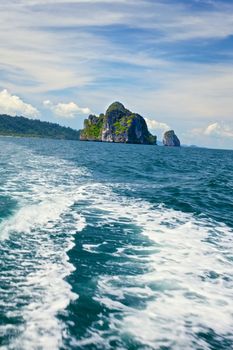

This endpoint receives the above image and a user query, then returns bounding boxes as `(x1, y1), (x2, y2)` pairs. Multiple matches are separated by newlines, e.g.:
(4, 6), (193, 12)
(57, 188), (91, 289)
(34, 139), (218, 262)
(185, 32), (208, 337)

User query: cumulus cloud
(0, 89), (39, 117)
(193, 122), (233, 139)
(145, 118), (170, 133)
(204, 122), (233, 138)
(43, 100), (91, 119)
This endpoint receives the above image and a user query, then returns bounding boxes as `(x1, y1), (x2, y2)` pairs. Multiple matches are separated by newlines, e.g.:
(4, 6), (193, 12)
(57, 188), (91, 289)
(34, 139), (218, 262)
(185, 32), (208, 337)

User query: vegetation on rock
(80, 102), (157, 145)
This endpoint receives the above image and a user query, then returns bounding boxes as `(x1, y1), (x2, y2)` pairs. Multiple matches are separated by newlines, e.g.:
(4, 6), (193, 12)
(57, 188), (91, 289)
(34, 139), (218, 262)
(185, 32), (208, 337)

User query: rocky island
(163, 130), (181, 147)
(0, 103), (181, 147)
(80, 102), (157, 145)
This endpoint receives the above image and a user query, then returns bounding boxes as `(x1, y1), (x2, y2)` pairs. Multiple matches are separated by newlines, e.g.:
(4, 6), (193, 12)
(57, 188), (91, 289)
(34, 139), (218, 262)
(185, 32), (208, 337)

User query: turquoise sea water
(0, 137), (233, 350)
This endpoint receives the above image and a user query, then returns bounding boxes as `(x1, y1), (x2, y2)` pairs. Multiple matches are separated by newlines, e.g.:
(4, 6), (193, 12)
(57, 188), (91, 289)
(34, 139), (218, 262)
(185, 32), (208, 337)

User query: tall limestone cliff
(80, 102), (157, 145)
(163, 130), (181, 147)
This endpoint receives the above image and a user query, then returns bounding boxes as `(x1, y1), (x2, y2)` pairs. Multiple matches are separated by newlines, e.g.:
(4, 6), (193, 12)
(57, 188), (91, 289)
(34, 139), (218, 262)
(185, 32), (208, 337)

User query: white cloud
(145, 118), (170, 133)
(137, 64), (233, 123)
(204, 122), (233, 138)
(1, 0), (233, 97)
(43, 100), (90, 118)
(8, 0), (233, 43)
(192, 122), (233, 139)
(0, 89), (39, 117)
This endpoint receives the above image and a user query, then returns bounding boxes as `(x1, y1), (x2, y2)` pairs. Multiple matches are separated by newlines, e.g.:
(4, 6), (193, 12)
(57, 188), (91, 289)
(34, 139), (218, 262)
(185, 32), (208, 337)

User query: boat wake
(0, 142), (232, 350)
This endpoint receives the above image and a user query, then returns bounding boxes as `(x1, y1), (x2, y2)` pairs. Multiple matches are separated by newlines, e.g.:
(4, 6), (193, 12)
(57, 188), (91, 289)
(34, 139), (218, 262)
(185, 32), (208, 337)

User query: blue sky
(0, 0), (233, 148)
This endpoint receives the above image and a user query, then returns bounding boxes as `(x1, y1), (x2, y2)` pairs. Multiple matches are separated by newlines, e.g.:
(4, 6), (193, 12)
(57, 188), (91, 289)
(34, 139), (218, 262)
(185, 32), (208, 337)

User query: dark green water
(0, 137), (232, 350)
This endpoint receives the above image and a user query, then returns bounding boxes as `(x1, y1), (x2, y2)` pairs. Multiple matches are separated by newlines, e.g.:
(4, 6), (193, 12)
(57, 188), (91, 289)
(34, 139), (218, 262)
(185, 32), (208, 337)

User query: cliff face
(163, 130), (180, 147)
(80, 102), (157, 145)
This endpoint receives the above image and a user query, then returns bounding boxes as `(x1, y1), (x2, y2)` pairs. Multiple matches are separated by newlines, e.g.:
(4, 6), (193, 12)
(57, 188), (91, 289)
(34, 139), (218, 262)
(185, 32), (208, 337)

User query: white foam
(74, 183), (233, 349)
(82, 243), (102, 253)
(0, 145), (88, 349)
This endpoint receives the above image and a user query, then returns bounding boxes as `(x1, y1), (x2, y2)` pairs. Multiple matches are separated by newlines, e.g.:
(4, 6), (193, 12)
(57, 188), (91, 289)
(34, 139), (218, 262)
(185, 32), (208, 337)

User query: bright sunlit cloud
(145, 118), (170, 133)
(43, 100), (91, 119)
(0, 89), (39, 117)
(193, 122), (233, 139)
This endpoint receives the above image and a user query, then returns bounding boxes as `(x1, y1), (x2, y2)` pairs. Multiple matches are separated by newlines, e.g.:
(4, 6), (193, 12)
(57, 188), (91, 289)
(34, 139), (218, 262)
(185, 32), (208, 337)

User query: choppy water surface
(0, 137), (233, 350)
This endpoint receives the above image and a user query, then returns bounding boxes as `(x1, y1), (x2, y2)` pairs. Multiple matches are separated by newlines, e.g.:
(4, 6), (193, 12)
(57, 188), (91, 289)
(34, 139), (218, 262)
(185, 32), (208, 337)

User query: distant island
(0, 114), (80, 140)
(163, 130), (180, 147)
(80, 102), (157, 145)
(0, 103), (181, 146)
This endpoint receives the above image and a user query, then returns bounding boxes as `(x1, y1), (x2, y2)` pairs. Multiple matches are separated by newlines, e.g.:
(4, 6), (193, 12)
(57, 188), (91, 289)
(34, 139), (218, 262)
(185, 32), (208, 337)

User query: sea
(0, 136), (232, 350)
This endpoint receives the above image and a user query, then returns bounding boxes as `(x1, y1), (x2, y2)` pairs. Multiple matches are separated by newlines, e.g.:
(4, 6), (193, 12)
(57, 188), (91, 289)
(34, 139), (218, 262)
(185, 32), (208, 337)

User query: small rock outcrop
(80, 102), (157, 145)
(163, 130), (181, 147)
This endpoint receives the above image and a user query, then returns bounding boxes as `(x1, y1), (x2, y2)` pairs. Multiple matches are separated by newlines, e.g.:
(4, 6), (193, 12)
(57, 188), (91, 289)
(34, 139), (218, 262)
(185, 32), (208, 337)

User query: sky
(0, 0), (233, 149)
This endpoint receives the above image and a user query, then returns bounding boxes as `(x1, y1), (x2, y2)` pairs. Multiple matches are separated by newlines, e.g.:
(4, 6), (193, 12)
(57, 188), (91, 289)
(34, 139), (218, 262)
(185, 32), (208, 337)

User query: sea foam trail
(71, 183), (233, 350)
(1, 142), (233, 350)
(0, 144), (88, 350)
